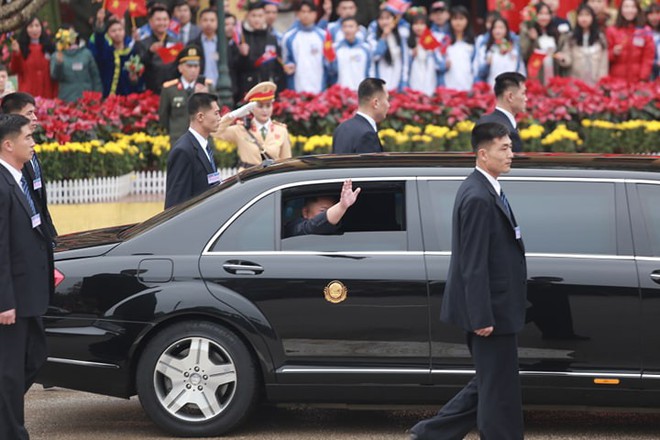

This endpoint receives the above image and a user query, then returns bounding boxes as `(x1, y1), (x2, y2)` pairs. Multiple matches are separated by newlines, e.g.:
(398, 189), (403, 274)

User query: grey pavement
(25, 386), (660, 439)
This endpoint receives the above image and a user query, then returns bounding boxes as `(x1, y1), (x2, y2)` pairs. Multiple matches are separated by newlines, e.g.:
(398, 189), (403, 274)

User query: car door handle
(650, 271), (660, 284)
(222, 261), (264, 275)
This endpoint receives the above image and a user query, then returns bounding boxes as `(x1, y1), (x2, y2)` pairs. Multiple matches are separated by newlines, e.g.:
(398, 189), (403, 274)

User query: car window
(506, 181), (617, 255)
(636, 184), (660, 257)
(211, 193), (276, 251)
(280, 181), (407, 251)
(422, 180), (462, 251)
(423, 179), (617, 255)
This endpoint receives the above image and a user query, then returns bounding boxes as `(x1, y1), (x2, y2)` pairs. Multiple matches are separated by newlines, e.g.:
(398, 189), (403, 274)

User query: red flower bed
(35, 91), (163, 144)
(30, 77), (660, 143)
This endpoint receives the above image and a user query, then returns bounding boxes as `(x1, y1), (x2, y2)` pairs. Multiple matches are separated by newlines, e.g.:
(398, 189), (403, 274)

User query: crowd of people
(0, 0), (658, 106)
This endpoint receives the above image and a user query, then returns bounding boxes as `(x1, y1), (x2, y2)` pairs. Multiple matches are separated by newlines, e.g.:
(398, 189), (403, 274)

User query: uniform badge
(324, 280), (348, 304)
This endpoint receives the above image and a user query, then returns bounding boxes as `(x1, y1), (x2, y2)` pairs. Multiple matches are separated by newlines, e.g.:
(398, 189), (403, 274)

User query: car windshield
(117, 174), (241, 240)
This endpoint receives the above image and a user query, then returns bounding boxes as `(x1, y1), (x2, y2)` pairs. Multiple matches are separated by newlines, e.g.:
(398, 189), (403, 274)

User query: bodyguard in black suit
(165, 92), (223, 209)
(476, 71), (528, 153)
(1, 92), (57, 241)
(332, 78), (389, 154)
(0, 114), (51, 440)
(410, 123), (527, 440)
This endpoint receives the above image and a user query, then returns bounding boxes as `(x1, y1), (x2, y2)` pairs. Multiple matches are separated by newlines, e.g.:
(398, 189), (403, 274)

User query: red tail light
(54, 268), (65, 288)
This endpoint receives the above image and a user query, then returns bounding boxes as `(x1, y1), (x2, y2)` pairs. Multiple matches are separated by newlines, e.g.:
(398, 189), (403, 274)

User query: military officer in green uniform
(158, 45), (212, 145)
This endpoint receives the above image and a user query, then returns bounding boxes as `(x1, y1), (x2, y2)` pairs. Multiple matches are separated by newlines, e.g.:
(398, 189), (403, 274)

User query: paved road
(24, 387), (660, 439)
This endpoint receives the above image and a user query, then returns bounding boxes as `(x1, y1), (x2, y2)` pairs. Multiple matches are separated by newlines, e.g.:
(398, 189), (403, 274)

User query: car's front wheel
(136, 321), (259, 437)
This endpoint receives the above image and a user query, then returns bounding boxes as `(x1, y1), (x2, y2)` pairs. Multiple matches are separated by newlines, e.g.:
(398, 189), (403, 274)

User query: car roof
(239, 153), (660, 181)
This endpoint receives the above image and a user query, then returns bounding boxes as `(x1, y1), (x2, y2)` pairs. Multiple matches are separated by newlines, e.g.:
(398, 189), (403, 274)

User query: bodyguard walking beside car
(0, 114), (51, 440)
(476, 72), (527, 153)
(165, 92), (222, 209)
(410, 122), (527, 440)
(331, 77), (389, 154)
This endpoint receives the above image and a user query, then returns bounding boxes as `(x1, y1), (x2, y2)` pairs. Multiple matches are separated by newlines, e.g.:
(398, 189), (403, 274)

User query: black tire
(136, 321), (259, 437)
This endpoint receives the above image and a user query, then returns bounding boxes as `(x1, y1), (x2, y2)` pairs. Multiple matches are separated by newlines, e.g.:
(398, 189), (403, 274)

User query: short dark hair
(0, 114), (30, 146)
(296, 0), (317, 13)
(148, 3), (170, 19)
(247, 1), (265, 11)
(188, 92), (218, 118)
(199, 7), (218, 19)
(1, 92), (36, 115)
(341, 16), (358, 25)
(471, 122), (510, 152)
(106, 18), (124, 32)
(337, 0), (357, 5)
(357, 78), (386, 106)
(0, 63), (6, 73)
(493, 72), (526, 98)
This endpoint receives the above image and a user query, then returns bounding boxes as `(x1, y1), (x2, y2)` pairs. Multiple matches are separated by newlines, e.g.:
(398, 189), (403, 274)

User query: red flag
(323, 29), (336, 63)
(169, 19), (181, 35)
(384, 0), (411, 15)
(255, 47), (278, 67)
(106, 0), (129, 17)
(156, 42), (184, 64)
(526, 49), (545, 80)
(128, 0), (147, 17)
(419, 28), (441, 51)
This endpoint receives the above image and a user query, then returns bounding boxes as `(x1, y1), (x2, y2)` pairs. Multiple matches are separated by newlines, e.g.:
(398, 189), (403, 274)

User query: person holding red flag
(135, 3), (181, 94)
(329, 16), (371, 91)
(407, 7), (441, 95)
(235, 1), (283, 99)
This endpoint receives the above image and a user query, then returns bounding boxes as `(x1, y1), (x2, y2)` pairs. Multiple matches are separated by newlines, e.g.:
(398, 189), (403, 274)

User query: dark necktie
(31, 154), (41, 180)
(20, 176), (38, 216)
(260, 126), (267, 140)
(206, 143), (217, 172)
(500, 189), (512, 220)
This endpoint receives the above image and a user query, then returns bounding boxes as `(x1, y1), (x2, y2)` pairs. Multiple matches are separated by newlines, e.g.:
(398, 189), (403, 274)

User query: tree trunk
(0, 0), (49, 33)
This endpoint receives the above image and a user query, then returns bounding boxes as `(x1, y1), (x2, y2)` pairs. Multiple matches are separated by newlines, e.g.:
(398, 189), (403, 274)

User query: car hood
(55, 224), (136, 259)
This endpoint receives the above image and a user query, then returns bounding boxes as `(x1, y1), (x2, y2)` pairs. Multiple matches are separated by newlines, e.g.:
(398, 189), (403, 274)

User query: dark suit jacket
(283, 212), (339, 238)
(22, 155), (57, 239)
(23, 154), (56, 299)
(440, 170), (527, 335)
(0, 165), (50, 317)
(165, 130), (219, 209)
(476, 109), (523, 152)
(332, 114), (383, 154)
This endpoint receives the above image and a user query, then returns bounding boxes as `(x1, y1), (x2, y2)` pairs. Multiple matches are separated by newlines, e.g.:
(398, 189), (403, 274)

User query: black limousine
(41, 153), (660, 437)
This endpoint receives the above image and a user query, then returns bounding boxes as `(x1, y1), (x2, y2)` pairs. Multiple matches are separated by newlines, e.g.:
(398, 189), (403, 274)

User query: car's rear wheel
(136, 321), (259, 437)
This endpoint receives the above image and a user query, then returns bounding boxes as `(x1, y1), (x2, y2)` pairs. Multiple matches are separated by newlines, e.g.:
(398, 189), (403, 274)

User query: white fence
(49, 168), (238, 204)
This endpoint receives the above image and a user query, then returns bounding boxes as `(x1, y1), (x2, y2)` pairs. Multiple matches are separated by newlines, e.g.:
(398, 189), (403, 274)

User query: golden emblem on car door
(324, 280), (348, 304)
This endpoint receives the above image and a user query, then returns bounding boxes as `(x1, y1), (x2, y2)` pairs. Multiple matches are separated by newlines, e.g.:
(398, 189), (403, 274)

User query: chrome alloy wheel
(153, 336), (237, 421)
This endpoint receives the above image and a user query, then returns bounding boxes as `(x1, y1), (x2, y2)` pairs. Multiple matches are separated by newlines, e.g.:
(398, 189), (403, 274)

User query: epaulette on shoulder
(162, 79), (179, 88)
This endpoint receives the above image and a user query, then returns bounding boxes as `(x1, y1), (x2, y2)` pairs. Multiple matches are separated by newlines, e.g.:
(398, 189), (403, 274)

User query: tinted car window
(506, 181), (617, 255)
(211, 193), (276, 251)
(636, 184), (660, 256)
(281, 181), (407, 251)
(422, 180), (462, 251)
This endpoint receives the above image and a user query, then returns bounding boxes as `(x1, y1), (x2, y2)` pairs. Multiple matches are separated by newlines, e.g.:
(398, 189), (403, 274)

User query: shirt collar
(356, 111), (377, 132)
(202, 34), (217, 42)
(189, 127), (208, 150)
(495, 106), (517, 129)
(0, 157), (23, 185)
(253, 119), (272, 132)
(475, 165), (501, 195)
(180, 78), (195, 89)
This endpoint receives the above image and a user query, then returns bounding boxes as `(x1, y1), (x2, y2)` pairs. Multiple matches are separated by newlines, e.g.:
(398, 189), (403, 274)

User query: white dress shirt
(476, 165), (501, 196)
(189, 127), (212, 164)
(0, 157), (23, 185)
(495, 106), (517, 129)
(356, 111), (377, 132)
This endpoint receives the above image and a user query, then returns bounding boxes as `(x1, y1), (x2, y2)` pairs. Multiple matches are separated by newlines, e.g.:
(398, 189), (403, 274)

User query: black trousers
(0, 317), (47, 440)
(410, 333), (523, 440)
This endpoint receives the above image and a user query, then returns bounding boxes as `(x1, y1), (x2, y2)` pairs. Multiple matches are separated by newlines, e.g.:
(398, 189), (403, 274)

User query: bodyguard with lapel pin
(410, 122), (527, 440)
(0, 114), (51, 440)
